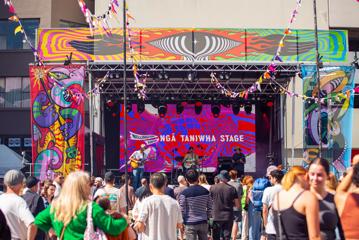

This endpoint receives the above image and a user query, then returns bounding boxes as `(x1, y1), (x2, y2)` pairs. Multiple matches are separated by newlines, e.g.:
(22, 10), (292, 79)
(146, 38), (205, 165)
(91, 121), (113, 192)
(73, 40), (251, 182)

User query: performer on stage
(183, 147), (199, 171)
(129, 144), (148, 190)
(232, 147), (246, 177)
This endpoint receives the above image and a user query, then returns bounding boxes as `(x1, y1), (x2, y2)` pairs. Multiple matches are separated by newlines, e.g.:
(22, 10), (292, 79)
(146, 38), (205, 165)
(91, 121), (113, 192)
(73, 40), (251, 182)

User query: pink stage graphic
(120, 104), (256, 172)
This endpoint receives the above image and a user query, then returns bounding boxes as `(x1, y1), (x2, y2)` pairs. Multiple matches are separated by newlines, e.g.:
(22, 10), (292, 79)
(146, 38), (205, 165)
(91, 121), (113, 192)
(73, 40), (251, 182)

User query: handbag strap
(86, 202), (94, 232)
(59, 224), (66, 240)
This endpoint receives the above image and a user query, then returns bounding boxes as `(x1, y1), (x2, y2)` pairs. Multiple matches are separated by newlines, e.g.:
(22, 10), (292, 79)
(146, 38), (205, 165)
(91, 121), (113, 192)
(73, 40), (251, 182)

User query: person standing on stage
(183, 147), (199, 170)
(129, 144), (148, 190)
(232, 147), (246, 178)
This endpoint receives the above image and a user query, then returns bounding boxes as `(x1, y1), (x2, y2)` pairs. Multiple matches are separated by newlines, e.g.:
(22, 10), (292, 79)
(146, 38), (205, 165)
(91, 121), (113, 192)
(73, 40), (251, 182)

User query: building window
(24, 137), (32, 147)
(0, 19), (39, 50)
(0, 77), (31, 108)
(8, 137), (21, 147)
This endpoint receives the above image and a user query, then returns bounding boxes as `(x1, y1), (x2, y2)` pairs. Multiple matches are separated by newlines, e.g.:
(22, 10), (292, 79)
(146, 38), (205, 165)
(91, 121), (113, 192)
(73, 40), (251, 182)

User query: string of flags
(4, 0), (42, 65)
(126, 4), (147, 100)
(77, 0), (119, 35)
(211, 0), (303, 98)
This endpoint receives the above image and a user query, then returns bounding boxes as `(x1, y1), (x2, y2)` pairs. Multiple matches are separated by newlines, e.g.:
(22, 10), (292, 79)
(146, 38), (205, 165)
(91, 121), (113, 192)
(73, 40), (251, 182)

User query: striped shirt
(178, 185), (212, 225)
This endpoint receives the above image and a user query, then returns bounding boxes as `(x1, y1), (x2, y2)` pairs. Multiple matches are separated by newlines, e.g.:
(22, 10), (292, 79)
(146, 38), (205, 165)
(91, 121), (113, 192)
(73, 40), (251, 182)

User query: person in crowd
(132, 185), (152, 240)
(174, 175), (188, 201)
(135, 178), (148, 199)
(0, 170), (38, 240)
(163, 173), (176, 199)
(272, 166), (321, 240)
(23, 176), (46, 240)
(35, 171), (128, 239)
(232, 147), (246, 178)
(129, 144), (148, 190)
(53, 172), (64, 199)
(262, 170), (284, 240)
(178, 169), (212, 240)
(134, 173), (183, 240)
(335, 155), (359, 239)
(326, 172), (338, 194)
(94, 171), (127, 213)
(241, 175), (254, 240)
(228, 170), (243, 240)
(248, 175), (271, 240)
(92, 177), (103, 197)
(41, 182), (56, 208)
(309, 158), (344, 240)
(210, 170), (241, 240)
(0, 209), (11, 239)
(214, 175), (220, 185)
(119, 175), (136, 210)
(198, 174), (211, 190)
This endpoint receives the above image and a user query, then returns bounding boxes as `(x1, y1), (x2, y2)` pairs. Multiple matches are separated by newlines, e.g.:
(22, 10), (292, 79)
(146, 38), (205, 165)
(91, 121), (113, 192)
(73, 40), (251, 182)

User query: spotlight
(176, 102), (184, 114)
(219, 71), (231, 81)
(194, 101), (202, 115)
(219, 72), (225, 81)
(158, 104), (167, 118)
(187, 71), (197, 82)
(211, 104), (221, 118)
(137, 101), (145, 113)
(232, 103), (240, 115)
(126, 104), (132, 113)
(244, 103), (252, 115)
(158, 70), (169, 80)
(106, 99), (114, 108)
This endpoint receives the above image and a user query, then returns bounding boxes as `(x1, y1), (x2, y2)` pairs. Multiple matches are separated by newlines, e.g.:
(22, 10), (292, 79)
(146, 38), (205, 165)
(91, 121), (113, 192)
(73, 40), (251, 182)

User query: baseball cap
(218, 170), (231, 182)
(266, 165), (278, 177)
(4, 169), (25, 187)
(104, 171), (115, 182)
(26, 176), (40, 188)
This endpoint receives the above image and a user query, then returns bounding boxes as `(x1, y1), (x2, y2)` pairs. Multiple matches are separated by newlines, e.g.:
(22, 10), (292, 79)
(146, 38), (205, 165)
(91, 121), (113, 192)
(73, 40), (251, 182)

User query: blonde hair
(281, 166), (307, 191)
(199, 174), (208, 185)
(51, 171), (90, 226)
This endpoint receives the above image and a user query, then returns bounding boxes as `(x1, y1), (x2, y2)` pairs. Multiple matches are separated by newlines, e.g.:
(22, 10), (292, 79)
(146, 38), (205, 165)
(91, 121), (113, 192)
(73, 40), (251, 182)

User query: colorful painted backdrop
(120, 104), (256, 172)
(302, 65), (355, 172)
(37, 28), (347, 62)
(30, 65), (85, 180)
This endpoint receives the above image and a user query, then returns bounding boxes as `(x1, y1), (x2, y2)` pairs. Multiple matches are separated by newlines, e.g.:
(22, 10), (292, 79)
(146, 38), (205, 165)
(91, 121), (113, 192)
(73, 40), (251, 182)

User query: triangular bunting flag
(9, 15), (19, 22)
(14, 25), (23, 35)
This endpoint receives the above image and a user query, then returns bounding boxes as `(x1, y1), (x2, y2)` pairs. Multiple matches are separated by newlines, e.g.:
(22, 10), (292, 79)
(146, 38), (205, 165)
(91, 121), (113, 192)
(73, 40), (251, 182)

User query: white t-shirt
(94, 186), (127, 211)
(130, 150), (148, 168)
(138, 194), (183, 240)
(0, 193), (35, 240)
(262, 184), (282, 234)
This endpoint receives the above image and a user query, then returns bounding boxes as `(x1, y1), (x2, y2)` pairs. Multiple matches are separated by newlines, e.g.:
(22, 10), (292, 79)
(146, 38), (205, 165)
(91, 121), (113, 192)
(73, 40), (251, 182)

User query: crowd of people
(0, 155), (359, 240)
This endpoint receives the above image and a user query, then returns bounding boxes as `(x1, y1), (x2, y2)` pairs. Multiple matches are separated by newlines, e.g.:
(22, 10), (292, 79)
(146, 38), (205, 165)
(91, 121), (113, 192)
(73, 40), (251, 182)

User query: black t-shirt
(210, 182), (238, 221)
(232, 153), (245, 165)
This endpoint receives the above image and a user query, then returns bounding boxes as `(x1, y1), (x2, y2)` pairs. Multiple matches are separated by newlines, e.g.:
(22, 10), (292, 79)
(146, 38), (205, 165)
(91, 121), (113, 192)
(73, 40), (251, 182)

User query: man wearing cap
(22, 176), (46, 240)
(129, 144), (148, 190)
(0, 170), (37, 240)
(210, 170), (241, 240)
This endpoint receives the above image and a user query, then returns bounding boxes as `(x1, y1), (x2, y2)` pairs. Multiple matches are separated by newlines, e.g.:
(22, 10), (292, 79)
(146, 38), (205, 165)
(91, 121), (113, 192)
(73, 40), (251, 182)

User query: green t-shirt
(35, 202), (127, 240)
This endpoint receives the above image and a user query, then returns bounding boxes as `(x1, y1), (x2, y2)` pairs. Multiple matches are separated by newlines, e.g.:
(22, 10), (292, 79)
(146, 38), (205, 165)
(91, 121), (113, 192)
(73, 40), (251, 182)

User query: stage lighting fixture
(137, 101), (145, 113)
(158, 70), (169, 80)
(176, 102), (184, 114)
(244, 104), (252, 115)
(126, 104), (132, 113)
(219, 72), (225, 81)
(219, 71), (231, 81)
(158, 104), (167, 118)
(194, 101), (202, 115)
(232, 103), (240, 115)
(211, 104), (221, 118)
(187, 71), (197, 82)
(106, 99), (114, 108)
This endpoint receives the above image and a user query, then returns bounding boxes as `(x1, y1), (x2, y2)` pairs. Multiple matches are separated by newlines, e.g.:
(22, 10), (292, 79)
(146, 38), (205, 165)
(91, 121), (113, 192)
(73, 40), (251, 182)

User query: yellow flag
(14, 25), (23, 35)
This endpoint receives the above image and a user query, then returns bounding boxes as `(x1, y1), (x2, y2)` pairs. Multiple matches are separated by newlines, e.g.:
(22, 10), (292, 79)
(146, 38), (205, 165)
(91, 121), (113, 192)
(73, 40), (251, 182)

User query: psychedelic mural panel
(29, 65), (85, 180)
(37, 28), (348, 63)
(302, 65), (355, 172)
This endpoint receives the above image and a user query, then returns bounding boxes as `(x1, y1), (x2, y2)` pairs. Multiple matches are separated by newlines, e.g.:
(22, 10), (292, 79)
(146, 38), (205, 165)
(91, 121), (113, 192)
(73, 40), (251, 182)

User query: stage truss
(87, 62), (300, 101)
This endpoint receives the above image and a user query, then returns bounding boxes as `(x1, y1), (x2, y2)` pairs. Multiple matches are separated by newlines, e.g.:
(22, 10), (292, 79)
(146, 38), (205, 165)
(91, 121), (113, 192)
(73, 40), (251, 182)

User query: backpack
(251, 178), (271, 211)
